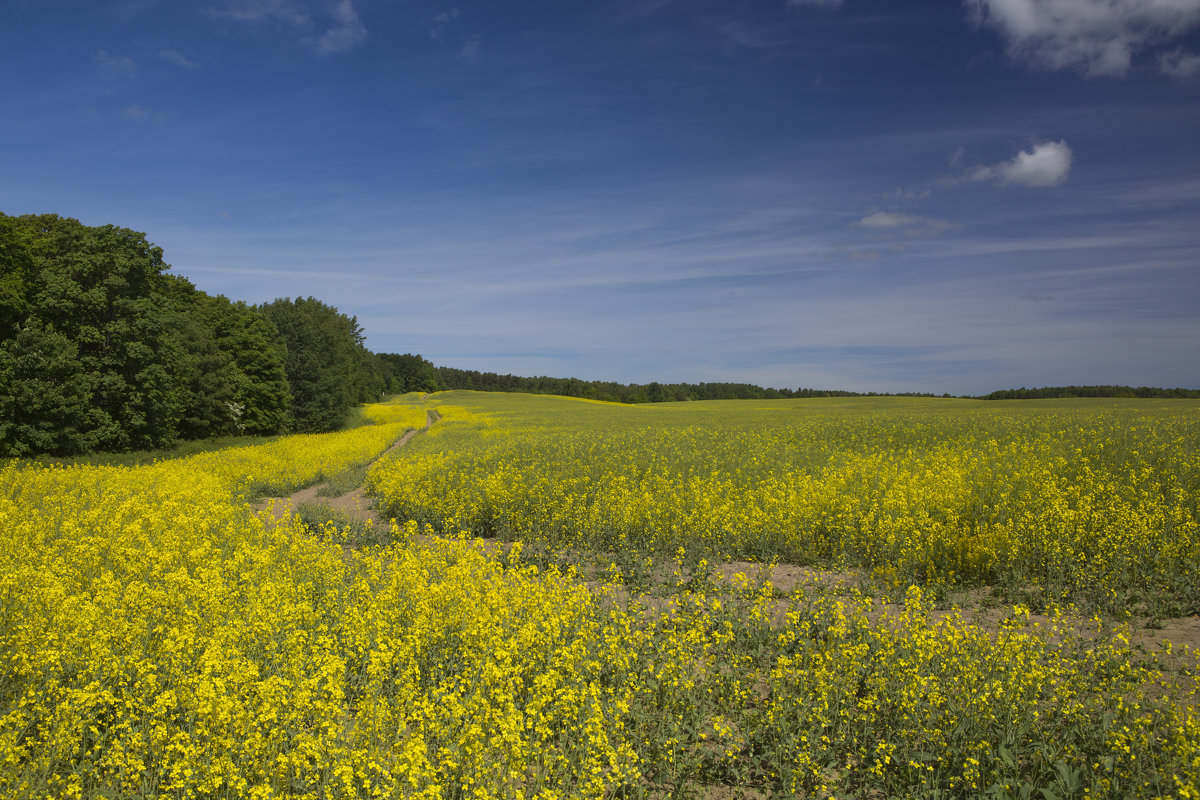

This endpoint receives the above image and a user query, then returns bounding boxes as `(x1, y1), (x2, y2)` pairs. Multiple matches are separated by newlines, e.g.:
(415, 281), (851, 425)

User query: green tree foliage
(0, 216), (35, 338)
(352, 344), (390, 404)
(0, 214), (177, 454)
(981, 385), (1200, 400)
(433, 366), (873, 404)
(378, 352), (440, 394)
(0, 320), (98, 456)
(258, 296), (381, 432)
(1, 213), (299, 457)
(163, 276), (291, 438)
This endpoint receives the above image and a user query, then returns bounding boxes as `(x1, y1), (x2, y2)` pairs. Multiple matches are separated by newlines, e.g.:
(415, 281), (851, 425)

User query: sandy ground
(253, 412), (433, 527)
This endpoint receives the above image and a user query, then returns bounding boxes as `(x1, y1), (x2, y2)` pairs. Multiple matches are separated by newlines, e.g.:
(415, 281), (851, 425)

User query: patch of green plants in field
(294, 501), (393, 548)
(28, 433), (286, 468)
(316, 463), (373, 498)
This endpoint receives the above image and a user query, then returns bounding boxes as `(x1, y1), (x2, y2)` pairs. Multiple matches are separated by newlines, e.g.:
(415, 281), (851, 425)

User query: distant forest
(433, 367), (943, 404)
(432, 370), (1200, 403)
(2, 213), (1195, 457)
(979, 386), (1200, 400)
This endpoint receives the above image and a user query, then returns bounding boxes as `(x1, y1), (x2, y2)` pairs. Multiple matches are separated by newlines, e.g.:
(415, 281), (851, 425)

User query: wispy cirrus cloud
(966, 0), (1200, 77)
(429, 8), (460, 41)
(855, 211), (954, 237)
(459, 33), (482, 60)
(881, 186), (931, 201)
(207, 0), (367, 54)
(207, 0), (311, 27)
(966, 140), (1073, 187)
(159, 49), (200, 68)
(122, 103), (166, 122)
(94, 49), (136, 78)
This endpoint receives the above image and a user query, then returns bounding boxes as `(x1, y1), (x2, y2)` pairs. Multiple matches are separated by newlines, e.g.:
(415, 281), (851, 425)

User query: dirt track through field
(254, 410), (436, 527)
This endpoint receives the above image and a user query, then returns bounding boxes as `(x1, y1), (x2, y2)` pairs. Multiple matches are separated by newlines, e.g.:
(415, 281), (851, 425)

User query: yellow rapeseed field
(3, 392), (1198, 798)
(369, 392), (1200, 616)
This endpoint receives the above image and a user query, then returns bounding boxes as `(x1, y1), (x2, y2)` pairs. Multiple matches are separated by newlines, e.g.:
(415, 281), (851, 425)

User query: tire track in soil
(253, 410), (436, 528)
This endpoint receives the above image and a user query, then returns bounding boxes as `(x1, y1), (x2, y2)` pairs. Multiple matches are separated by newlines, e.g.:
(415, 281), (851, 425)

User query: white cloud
(855, 212), (954, 236)
(966, 0), (1200, 77)
(312, 0), (367, 55)
(969, 140), (1073, 187)
(159, 49), (200, 68)
(94, 50), (136, 78)
(857, 211), (922, 229)
(1159, 47), (1200, 77)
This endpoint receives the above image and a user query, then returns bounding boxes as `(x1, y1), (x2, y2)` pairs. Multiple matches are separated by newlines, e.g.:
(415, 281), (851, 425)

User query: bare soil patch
(253, 412), (433, 528)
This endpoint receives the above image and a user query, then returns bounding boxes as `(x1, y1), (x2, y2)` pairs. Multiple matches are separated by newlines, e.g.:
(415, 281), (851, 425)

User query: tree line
(979, 385), (1200, 400)
(6, 213), (1195, 457)
(0, 213), (436, 457)
(432, 367), (945, 404)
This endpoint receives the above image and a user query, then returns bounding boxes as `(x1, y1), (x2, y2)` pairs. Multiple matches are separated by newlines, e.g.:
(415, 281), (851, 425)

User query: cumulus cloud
(855, 212), (954, 236)
(966, 0), (1200, 77)
(968, 140), (1073, 187)
(159, 49), (199, 68)
(312, 0), (367, 54)
(1159, 47), (1200, 77)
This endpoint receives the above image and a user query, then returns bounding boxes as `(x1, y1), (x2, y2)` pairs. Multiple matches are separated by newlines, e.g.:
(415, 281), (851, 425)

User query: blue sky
(3, 0), (1199, 395)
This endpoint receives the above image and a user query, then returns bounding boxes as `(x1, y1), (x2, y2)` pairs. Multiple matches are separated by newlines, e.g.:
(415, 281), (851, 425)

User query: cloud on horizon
(967, 0), (1200, 77)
